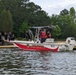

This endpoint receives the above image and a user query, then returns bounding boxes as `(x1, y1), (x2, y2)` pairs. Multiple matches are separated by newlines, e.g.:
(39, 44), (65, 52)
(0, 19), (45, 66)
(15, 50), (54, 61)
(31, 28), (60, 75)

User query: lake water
(0, 48), (76, 75)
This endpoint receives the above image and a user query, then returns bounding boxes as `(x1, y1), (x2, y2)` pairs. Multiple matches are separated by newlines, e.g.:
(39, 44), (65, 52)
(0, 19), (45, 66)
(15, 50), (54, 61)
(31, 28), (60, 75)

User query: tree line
(51, 7), (76, 39)
(0, 0), (76, 39)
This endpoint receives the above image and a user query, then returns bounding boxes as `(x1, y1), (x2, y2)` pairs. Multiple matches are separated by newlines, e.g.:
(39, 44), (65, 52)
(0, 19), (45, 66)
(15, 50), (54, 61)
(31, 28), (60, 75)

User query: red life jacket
(40, 31), (47, 38)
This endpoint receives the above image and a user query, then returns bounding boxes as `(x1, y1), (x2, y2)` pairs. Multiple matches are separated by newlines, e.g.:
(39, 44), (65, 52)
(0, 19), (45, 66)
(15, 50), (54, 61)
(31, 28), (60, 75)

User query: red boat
(10, 26), (75, 52)
(11, 37), (75, 52)
(13, 42), (59, 52)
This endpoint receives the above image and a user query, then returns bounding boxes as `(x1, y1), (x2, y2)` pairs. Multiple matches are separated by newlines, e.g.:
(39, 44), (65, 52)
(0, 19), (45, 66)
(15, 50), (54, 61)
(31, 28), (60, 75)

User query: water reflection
(0, 48), (76, 75)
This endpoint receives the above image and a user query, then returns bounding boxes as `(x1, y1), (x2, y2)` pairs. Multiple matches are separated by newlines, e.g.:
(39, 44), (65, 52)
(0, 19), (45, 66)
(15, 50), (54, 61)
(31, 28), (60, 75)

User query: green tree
(70, 7), (75, 18)
(60, 9), (69, 15)
(50, 7), (76, 39)
(20, 21), (29, 33)
(0, 0), (51, 36)
(0, 9), (13, 32)
(52, 25), (61, 39)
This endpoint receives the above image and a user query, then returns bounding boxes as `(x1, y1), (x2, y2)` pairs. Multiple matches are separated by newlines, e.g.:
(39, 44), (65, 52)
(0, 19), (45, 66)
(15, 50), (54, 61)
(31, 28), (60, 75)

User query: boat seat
(45, 38), (54, 43)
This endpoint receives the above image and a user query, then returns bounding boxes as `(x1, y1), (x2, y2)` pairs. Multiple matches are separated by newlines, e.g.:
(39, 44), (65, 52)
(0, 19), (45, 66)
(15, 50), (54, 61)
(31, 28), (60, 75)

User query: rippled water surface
(0, 48), (76, 75)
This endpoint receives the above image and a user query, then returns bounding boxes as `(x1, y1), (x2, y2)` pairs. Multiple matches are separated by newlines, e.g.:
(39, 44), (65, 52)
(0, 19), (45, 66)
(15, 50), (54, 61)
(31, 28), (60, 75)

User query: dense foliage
(0, 0), (76, 39)
(50, 7), (76, 39)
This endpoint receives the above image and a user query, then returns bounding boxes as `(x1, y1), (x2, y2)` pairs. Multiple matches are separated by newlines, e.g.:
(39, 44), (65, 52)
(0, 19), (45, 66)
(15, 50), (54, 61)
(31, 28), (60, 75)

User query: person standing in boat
(40, 28), (47, 43)
(39, 29), (42, 41)
(25, 31), (30, 41)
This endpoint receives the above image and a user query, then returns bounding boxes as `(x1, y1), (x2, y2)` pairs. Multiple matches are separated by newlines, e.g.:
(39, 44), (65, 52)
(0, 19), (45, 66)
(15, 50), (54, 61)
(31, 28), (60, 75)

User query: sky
(30, 0), (76, 16)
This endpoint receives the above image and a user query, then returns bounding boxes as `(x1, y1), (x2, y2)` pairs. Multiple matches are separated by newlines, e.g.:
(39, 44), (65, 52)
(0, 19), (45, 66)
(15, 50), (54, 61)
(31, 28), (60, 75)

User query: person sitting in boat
(47, 31), (51, 38)
(40, 28), (47, 43)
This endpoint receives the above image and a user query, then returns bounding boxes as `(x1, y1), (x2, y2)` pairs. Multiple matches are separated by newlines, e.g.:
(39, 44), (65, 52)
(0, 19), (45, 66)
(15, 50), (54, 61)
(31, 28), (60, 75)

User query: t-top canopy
(30, 25), (55, 29)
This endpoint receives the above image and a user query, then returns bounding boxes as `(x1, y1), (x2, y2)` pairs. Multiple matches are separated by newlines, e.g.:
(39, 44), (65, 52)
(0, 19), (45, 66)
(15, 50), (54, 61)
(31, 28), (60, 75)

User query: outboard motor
(66, 37), (75, 45)
(66, 37), (76, 50)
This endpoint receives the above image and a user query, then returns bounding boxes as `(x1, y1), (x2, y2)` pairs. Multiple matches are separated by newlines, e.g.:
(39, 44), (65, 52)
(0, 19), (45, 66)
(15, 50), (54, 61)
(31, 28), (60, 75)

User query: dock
(0, 45), (16, 48)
